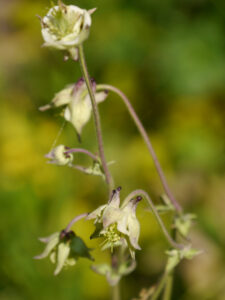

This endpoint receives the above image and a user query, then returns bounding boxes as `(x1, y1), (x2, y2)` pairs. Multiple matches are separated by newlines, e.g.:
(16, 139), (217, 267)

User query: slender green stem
(162, 274), (173, 300)
(123, 189), (184, 249)
(112, 283), (120, 300)
(97, 84), (182, 213)
(151, 274), (167, 300)
(78, 46), (114, 191)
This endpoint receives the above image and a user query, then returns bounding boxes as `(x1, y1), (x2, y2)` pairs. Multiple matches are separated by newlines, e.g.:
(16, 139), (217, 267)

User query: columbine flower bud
(40, 4), (94, 60)
(87, 187), (142, 258)
(34, 230), (93, 275)
(45, 145), (73, 166)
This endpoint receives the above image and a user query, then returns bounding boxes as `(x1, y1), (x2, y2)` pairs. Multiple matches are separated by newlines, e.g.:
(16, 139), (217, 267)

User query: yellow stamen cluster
(47, 8), (81, 39)
(102, 224), (121, 251)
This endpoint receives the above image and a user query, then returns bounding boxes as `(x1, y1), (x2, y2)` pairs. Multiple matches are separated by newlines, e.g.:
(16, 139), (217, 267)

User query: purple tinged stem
(64, 213), (89, 233)
(78, 46), (114, 193)
(64, 148), (99, 161)
(123, 189), (184, 250)
(97, 84), (182, 213)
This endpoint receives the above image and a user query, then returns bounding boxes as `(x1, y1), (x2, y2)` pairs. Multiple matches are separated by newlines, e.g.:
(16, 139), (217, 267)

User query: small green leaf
(165, 249), (180, 273)
(174, 213), (196, 237)
(90, 222), (103, 239)
(84, 162), (105, 179)
(70, 236), (94, 261)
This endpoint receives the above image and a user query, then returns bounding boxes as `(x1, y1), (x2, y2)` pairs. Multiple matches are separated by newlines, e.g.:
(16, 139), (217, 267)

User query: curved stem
(123, 190), (184, 249)
(65, 213), (88, 233)
(65, 148), (99, 162)
(78, 46), (114, 191)
(97, 84), (182, 213)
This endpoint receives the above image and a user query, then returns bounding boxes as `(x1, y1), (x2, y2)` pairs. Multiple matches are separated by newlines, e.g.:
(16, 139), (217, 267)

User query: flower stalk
(112, 283), (120, 300)
(78, 46), (114, 191)
(162, 274), (173, 300)
(64, 213), (89, 233)
(64, 148), (99, 162)
(97, 84), (182, 213)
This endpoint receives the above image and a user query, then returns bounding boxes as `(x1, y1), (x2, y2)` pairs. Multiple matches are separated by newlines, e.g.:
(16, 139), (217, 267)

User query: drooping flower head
(39, 78), (108, 138)
(34, 229), (93, 275)
(40, 3), (95, 60)
(87, 187), (142, 258)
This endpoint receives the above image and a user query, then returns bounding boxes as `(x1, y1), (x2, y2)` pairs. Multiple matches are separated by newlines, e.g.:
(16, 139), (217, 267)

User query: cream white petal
(86, 205), (106, 220)
(109, 189), (121, 208)
(95, 91), (108, 104)
(54, 242), (70, 275)
(102, 207), (122, 228)
(67, 96), (92, 135)
(52, 85), (74, 107)
(127, 214), (141, 250)
(117, 214), (129, 235)
(38, 232), (59, 243)
(64, 106), (72, 122)
(34, 233), (60, 259)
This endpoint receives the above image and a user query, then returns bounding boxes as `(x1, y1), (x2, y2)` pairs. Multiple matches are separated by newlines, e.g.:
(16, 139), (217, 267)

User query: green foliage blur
(0, 0), (225, 299)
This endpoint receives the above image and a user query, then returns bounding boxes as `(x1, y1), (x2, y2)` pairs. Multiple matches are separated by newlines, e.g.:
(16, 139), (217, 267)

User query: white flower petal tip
(95, 90), (108, 104)
(38, 104), (52, 111)
(88, 8), (97, 15)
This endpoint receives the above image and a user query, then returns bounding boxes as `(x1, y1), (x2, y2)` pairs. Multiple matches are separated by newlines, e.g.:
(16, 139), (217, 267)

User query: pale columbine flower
(45, 144), (73, 166)
(87, 187), (142, 258)
(34, 230), (93, 275)
(40, 3), (95, 60)
(64, 78), (108, 137)
(39, 78), (108, 138)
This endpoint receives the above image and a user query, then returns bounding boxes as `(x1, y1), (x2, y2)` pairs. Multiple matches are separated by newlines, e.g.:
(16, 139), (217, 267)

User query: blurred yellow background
(0, 0), (225, 299)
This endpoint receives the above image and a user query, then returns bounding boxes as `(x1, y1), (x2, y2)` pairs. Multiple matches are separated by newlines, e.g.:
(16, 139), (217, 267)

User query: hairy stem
(65, 148), (99, 161)
(78, 46), (114, 191)
(123, 190), (184, 249)
(65, 213), (88, 233)
(97, 84), (182, 213)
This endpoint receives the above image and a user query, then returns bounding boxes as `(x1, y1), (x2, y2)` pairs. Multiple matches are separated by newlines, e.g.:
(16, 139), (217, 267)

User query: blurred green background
(0, 0), (225, 299)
